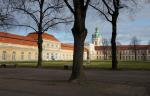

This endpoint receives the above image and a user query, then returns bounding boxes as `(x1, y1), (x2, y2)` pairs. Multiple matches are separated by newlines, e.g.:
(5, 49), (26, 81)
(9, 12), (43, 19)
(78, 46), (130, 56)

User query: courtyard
(0, 68), (150, 96)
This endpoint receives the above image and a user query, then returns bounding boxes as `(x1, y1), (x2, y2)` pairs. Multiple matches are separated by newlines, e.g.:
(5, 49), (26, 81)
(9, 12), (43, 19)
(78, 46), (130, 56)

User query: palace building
(86, 28), (150, 61)
(0, 28), (150, 61)
(0, 32), (87, 61)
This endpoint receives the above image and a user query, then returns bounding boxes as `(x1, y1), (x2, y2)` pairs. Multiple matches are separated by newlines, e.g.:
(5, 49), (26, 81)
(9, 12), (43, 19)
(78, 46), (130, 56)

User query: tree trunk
(106, 50), (108, 60)
(65, 0), (89, 82)
(37, 33), (43, 67)
(111, 16), (118, 70)
(69, 28), (87, 81)
(87, 50), (90, 64)
(135, 49), (137, 61)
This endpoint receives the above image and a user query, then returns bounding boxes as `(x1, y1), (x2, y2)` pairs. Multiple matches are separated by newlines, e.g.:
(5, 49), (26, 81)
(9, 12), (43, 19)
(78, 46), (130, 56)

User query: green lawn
(0, 60), (150, 70)
(85, 61), (150, 70)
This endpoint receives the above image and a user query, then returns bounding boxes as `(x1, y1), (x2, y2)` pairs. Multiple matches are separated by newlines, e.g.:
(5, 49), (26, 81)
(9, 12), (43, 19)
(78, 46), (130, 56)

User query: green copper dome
(92, 27), (102, 38)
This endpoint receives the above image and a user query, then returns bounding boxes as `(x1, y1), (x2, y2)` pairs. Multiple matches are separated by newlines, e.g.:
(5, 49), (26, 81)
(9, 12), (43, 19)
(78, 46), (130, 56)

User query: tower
(92, 27), (102, 46)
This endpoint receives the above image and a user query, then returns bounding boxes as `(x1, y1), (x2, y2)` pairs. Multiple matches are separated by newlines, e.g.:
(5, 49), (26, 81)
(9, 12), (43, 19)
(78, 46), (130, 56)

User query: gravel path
(0, 68), (150, 96)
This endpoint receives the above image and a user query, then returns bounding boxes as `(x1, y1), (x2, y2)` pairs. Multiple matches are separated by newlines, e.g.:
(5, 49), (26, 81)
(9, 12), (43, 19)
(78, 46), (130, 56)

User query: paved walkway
(0, 68), (150, 96)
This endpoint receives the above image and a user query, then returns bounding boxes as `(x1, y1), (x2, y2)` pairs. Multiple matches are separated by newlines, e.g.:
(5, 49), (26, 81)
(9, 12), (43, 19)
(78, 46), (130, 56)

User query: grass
(0, 60), (150, 70)
(85, 61), (150, 70)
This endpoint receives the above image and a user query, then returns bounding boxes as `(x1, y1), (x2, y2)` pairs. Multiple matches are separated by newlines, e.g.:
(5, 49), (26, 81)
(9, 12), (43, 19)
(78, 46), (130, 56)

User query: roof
(61, 43), (88, 52)
(61, 43), (73, 50)
(0, 32), (88, 52)
(95, 45), (150, 50)
(27, 32), (60, 42)
(0, 32), (37, 46)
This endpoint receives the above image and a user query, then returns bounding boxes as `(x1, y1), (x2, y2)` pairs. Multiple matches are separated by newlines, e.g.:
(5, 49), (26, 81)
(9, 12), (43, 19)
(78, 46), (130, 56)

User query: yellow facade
(0, 35), (87, 61)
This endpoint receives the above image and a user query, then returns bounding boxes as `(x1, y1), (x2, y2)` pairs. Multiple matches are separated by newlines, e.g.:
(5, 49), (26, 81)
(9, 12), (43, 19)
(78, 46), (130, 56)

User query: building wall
(0, 43), (37, 61)
(94, 49), (150, 61)
(42, 39), (61, 60)
(60, 49), (73, 60)
(0, 39), (87, 61)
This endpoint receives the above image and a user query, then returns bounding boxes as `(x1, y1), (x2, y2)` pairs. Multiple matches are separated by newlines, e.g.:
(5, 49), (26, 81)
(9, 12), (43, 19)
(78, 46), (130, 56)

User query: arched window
(28, 52), (31, 60)
(51, 53), (54, 60)
(21, 52), (24, 60)
(12, 51), (16, 61)
(2, 51), (7, 60)
(47, 53), (49, 60)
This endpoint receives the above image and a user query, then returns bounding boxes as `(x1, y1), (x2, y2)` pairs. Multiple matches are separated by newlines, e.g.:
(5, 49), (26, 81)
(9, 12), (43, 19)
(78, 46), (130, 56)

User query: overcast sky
(9, 3), (150, 45)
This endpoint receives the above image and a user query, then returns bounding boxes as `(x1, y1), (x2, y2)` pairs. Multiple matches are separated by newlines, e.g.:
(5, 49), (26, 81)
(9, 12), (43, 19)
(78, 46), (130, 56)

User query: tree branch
(2, 24), (37, 32)
(84, 0), (90, 10)
(43, 6), (62, 14)
(102, 0), (114, 12)
(64, 0), (75, 14)
(15, 7), (39, 26)
(43, 20), (72, 32)
(89, 4), (112, 22)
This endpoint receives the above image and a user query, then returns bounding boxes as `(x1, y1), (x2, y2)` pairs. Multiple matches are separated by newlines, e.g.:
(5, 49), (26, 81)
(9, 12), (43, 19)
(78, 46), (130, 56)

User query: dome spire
(92, 27), (103, 46)
(95, 27), (99, 33)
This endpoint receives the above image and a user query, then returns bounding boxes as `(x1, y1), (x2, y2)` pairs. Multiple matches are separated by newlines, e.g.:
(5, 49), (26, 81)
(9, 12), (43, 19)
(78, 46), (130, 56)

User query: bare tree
(130, 36), (140, 61)
(0, 0), (15, 29)
(10, 0), (70, 67)
(90, 0), (138, 70)
(64, 0), (90, 81)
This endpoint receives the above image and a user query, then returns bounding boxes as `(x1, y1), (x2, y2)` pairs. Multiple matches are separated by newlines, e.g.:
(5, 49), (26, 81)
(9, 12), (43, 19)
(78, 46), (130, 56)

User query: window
(35, 52), (37, 59)
(51, 53), (54, 60)
(47, 43), (50, 47)
(2, 51), (7, 60)
(129, 50), (131, 55)
(95, 41), (97, 45)
(28, 52), (31, 60)
(132, 56), (134, 60)
(56, 44), (58, 48)
(138, 50), (140, 54)
(63, 54), (65, 60)
(122, 51), (124, 54)
(47, 53), (49, 59)
(127, 50), (129, 54)
(57, 45), (59, 48)
(21, 52), (24, 60)
(12, 51), (16, 61)
(126, 56), (128, 60)
(125, 50), (127, 54)
(51, 44), (53, 48)
(122, 56), (124, 60)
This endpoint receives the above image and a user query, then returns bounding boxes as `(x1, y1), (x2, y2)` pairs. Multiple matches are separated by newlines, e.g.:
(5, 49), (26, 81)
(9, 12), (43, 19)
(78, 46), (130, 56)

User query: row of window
(97, 55), (150, 60)
(1, 51), (37, 61)
(119, 50), (148, 55)
(97, 51), (111, 55)
(1, 51), (74, 61)
(45, 53), (73, 60)
(43, 42), (60, 49)
(97, 50), (150, 55)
